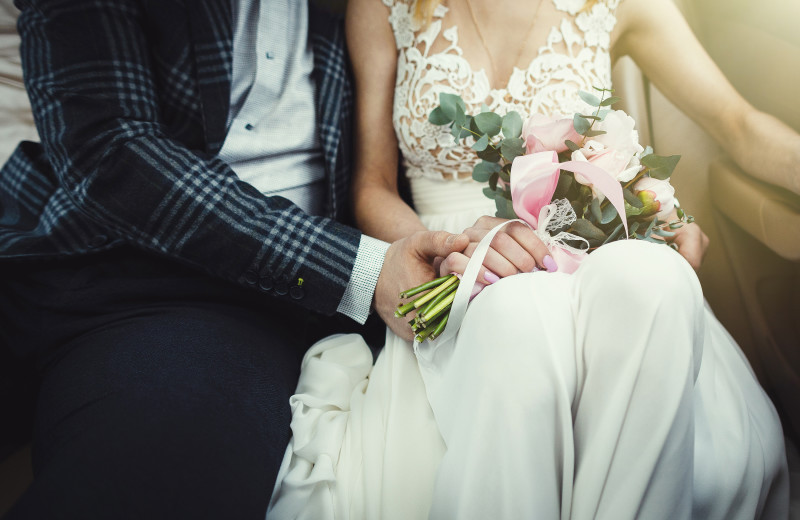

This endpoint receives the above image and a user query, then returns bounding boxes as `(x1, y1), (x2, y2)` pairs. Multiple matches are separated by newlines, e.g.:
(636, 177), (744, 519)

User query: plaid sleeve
(16, 0), (361, 315)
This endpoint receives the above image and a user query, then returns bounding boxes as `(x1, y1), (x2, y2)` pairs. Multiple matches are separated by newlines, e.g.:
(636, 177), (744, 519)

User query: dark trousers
(0, 247), (378, 519)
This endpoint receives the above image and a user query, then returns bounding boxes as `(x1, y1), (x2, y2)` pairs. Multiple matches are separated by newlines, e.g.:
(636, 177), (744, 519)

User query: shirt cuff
(337, 235), (391, 324)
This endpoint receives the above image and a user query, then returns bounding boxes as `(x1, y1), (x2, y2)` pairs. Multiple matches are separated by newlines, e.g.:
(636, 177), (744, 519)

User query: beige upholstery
(612, 0), (800, 447)
(0, 0), (37, 164)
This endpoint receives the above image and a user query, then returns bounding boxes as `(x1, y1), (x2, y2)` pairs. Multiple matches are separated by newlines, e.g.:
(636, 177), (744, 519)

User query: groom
(0, 0), (466, 517)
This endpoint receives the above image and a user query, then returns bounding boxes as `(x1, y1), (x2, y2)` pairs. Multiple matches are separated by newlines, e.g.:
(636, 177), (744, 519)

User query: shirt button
(244, 123), (254, 131)
(265, 51), (275, 60)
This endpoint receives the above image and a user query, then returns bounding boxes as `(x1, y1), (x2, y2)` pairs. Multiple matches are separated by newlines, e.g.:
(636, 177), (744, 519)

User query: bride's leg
(427, 272), (579, 520)
(569, 240), (704, 519)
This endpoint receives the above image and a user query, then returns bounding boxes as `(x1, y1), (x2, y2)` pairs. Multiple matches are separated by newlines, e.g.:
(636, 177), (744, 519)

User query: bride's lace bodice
(384, 0), (621, 181)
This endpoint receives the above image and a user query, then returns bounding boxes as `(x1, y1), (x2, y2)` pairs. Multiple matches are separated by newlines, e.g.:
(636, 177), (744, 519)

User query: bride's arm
(612, 0), (800, 196)
(346, 0), (427, 243)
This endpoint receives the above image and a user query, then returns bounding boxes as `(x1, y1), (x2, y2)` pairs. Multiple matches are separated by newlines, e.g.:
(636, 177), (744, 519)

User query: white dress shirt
(221, 0), (388, 323)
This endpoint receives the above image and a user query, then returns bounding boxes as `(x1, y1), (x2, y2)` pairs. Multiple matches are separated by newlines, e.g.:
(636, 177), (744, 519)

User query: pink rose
(521, 114), (581, 154)
(632, 176), (676, 219)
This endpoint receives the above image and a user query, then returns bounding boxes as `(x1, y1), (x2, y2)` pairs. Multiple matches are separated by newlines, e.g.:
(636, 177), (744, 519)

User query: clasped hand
(438, 213), (710, 284)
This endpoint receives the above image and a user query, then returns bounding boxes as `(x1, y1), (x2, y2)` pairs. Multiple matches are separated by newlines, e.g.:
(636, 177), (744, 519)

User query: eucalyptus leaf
(600, 202), (618, 224)
(482, 186), (495, 199)
(439, 93), (466, 120)
(571, 218), (607, 242)
(624, 201), (644, 217)
(472, 160), (500, 182)
(500, 137), (525, 161)
(584, 129), (607, 138)
(600, 96), (621, 107)
(495, 196), (517, 219)
(428, 106), (451, 126)
(629, 221), (640, 235)
(502, 111), (523, 139)
(641, 154), (681, 180)
(602, 222), (625, 244)
(652, 228), (676, 238)
(565, 140), (580, 152)
(555, 173), (573, 198)
(590, 198), (602, 222)
(481, 103), (491, 113)
(489, 171), (499, 191)
(573, 114), (591, 135)
(472, 134), (490, 152)
(623, 187), (644, 208)
(474, 112), (503, 137)
(478, 146), (502, 163)
(579, 91), (602, 107)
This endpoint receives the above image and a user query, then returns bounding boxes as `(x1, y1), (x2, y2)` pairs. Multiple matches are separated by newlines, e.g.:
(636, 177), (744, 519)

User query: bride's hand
(437, 216), (555, 283)
(668, 221), (709, 271)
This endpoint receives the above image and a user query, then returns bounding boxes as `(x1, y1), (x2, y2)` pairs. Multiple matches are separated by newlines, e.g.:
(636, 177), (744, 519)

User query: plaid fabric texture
(0, 0), (359, 316)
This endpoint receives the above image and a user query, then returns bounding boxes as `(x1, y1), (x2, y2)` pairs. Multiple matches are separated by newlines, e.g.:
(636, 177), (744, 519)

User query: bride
(269, 0), (794, 517)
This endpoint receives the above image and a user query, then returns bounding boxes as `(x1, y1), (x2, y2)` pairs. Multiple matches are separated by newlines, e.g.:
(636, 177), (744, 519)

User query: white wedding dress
(268, 1), (789, 518)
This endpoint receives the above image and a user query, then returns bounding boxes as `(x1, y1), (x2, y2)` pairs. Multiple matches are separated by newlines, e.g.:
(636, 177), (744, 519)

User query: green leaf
(477, 146), (502, 163)
(573, 114), (591, 135)
(439, 93), (466, 120)
(428, 106), (451, 126)
(554, 172), (573, 198)
(602, 222), (625, 244)
(481, 103), (491, 113)
(641, 154), (681, 180)
(482, 186), (495, 199)
(579, 91), (602, 107)
(472, 160), (501, 182)
(652, 228), (676, 238)
(590, 198), (602, 222)
(489, 171), (499, 191)
(502, 111), (523, 139)
(623, 187), (644, 208)
(584, 129), (607, 138)
(600, 96), (621, 107)
(472, 134), (490, 152)
(570, 218), (607, 242)
(565, 140), (580, 152)
(600, 202), (618, 224)
(473, 112), (503, 137)
(495, 196), (517, 219)
(500, 137), (525, 161)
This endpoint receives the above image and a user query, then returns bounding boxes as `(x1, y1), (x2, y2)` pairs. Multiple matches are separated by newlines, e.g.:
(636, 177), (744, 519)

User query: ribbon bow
(510, 151), (629, 273)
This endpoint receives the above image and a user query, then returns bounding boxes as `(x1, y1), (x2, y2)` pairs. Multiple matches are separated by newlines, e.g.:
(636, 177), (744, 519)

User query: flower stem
(419, 278), (460, 318)
(412, 275), (458, 310)
(399, 275), (452, 299)
(427, 313), (450, 341)
(421, 291), (456, 324)
(415, 313), (446, 343)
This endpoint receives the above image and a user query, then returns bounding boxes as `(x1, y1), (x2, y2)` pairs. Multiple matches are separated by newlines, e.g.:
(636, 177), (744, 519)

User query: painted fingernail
(484, 270), (500, 284)
(543, 255), (558, 272)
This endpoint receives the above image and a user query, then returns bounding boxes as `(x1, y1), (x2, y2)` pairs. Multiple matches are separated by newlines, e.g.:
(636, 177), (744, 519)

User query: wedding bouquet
(397, 88), (694, 342)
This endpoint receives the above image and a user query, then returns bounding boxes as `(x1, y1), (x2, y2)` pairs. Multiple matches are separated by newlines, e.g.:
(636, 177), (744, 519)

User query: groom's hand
(375, 231), (469, 340)
(438, 216), (553, 283)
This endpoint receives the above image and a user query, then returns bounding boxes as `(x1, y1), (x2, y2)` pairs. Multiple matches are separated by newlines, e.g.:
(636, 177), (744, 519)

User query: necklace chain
(464, 0), (544, 88)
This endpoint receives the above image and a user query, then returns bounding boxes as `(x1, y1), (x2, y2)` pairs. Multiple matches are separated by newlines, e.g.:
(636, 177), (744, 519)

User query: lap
(0, 248), (330, 519)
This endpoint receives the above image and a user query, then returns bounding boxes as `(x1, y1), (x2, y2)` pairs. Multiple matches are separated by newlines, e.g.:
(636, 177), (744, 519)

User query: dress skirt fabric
(267, 177), (788, 519)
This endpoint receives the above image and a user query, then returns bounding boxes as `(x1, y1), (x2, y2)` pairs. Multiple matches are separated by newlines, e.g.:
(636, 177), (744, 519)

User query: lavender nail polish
(543, 255), (558, 272)
(484, 271), (500, 284)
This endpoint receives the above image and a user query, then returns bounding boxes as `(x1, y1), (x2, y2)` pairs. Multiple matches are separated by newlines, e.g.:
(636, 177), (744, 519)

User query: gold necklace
(464, 0), (544, 88)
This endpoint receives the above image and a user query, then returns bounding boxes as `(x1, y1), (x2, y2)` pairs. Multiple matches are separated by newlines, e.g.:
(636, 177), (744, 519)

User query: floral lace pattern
(383, 0), (621, 180)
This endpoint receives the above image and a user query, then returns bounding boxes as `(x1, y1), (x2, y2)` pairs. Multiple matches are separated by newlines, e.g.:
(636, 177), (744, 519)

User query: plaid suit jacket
(0, 0), (360, 316)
